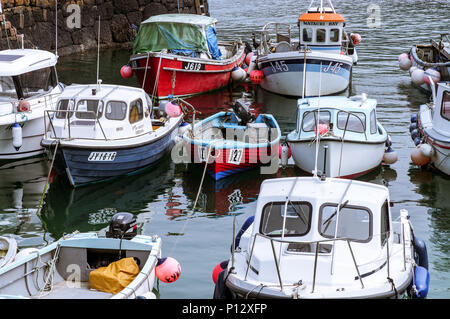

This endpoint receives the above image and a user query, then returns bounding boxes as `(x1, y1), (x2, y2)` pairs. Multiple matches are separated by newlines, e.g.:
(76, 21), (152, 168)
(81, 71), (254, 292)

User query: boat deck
(34, 281), (112, 299)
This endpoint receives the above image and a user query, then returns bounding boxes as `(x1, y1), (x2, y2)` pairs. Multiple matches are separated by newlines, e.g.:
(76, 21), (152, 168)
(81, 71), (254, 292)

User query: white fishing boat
(399, 34), (450, 93)
(40, 83), (184, 187)
(0, 236), (17, 268)
(0, 213), (181, 299)
(0, 49), (63, 160)
(251, 0), (359, 97)
(213, 176), (430, 299)
(286, 94), (396, 178)
(410, 81), (450, 175)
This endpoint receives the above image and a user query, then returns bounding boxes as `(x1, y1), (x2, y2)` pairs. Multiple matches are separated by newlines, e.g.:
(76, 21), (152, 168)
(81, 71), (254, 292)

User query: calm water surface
(0, 0), (449, 298)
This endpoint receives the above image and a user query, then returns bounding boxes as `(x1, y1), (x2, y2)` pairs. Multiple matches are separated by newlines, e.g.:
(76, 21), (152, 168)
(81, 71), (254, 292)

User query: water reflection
(40, 155), (176, 239)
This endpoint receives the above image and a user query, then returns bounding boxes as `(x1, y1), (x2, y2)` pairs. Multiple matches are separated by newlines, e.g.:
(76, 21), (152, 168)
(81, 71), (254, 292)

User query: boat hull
(288, 138), (386, 178)
(131, 49), (246, 99)
(187, 143), (279, 180)
(258, 53), (353, 97)
(49, 124), (180, 187)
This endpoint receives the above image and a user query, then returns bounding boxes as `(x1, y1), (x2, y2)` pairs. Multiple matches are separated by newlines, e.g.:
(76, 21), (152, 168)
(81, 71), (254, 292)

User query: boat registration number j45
(182, 62), (205, 71)
(88, 152), (117, 162)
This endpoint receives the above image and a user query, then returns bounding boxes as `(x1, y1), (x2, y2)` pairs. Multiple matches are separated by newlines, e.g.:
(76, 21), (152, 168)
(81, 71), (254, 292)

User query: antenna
(55, 0), (58, 56)
(313, 62), (323, 177)
(97, 15), (101, 87)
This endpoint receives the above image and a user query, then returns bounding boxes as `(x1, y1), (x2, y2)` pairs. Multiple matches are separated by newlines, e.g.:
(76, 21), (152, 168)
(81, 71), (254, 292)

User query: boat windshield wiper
(286, 200), (308, 226)
(322, 199), (350, 233)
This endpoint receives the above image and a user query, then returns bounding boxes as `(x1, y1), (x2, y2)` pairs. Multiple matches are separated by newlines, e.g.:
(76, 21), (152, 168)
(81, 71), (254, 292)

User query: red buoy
(250, 70), (264, 85)
(314, 124), (329, 136)
(120, 65), (133, 79)
(212, 261), (229, 284)
(156, 257), (181, 283)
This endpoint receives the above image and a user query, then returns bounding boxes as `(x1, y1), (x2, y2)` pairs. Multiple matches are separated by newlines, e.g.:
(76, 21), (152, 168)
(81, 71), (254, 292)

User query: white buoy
(399, 56), (412, 71)
(279, 144), (291, 167)
(419, 143), (434, 158)
(247, 55), (257, 75)
(409, 66), (418, 75)
(12, 123), (22, 151)
(411, 68), (425, 86)
(423, 68), (441, 85)
(231, 67), (247, 82)
(383, 148), (398, 165)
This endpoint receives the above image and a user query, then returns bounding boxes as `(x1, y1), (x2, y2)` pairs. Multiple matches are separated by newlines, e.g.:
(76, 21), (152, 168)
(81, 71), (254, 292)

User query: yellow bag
(89, 257), (140, 294)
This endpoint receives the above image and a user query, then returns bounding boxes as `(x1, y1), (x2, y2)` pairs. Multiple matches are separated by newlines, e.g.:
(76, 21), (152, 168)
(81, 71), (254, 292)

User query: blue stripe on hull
(60, 133), (174, 187)
(260, 58), (351, 79)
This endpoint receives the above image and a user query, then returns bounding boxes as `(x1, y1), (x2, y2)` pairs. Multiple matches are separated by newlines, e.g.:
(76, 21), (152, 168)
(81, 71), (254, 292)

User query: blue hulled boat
(41, 83), (183, 187)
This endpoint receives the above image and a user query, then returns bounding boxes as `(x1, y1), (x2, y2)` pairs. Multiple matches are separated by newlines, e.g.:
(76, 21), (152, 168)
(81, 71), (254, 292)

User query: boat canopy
(132, 14), (221, 59)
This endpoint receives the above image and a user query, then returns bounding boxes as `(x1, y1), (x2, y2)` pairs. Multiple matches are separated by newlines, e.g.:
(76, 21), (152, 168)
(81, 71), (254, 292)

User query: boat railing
(254, 22), (293, 55)
(239, 228), (406, 295)
(44, 109), (108, 141)
(4, 92), (60, 118)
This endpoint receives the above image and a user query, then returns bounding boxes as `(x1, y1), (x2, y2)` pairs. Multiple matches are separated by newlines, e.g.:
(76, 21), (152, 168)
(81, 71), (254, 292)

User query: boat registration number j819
(88, 152), (117, 162)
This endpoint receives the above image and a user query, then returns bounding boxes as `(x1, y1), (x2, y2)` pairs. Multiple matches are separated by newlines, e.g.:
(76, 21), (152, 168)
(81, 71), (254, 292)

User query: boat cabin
(240, 177), (395, 284)
(298, 7), (346, 54)
(0, 49), (59, 115)
(47, 84), (155, 141)
(432, 82), (450, 136)
(292, 95), (384, 141)
(132, 14), (223, 60)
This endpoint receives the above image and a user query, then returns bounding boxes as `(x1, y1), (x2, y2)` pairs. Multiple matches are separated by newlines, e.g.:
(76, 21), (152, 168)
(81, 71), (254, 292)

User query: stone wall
(0, 0), (209, 55)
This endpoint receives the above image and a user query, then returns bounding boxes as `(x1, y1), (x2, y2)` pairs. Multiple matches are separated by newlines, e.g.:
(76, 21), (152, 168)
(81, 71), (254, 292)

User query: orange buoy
(249, 70), (264, 84)
(411, 147), (431, 166)
(314, 124), (328, 136)
(156, 257), (181, 283)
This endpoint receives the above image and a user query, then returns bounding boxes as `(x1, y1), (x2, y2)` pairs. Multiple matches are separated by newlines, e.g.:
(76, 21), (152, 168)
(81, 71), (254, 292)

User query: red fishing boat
(128, 14), (246, 100)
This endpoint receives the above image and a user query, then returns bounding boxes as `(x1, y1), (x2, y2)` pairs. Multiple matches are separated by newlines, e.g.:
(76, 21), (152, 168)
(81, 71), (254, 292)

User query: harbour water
(0, 0), (449, 298)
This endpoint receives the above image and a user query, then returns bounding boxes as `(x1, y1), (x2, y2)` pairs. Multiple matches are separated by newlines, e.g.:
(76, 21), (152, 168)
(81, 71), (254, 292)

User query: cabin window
(370, 110), (377, 134)
(129, 99), (144, 124)
(319, 204), (372, 242)
(337, 111), (366, 133)
(0, 76), (18, 99)
(302, 110), (331, 132)
(330, 29), (340, 42)
(260, 201), (312, 237)
(380, 201), (390, 246)
(442, 91), (450, 121)
(316, 29), (326, 43)
(302, 28), (313, 42)
(56, 99), (75, 119)
(17, 67), (57, 99)
(105, 101), (127, 121)
(75, 100), (103, 119)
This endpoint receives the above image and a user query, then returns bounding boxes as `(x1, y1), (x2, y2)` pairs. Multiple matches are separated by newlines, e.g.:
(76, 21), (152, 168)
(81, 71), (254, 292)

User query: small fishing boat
(0, 236), (17, 268)
(250, 0), (359, 97)
(0, 213), (181, 299)
(399, 34), (450, 93)
(41, 83), (183, 187)
(410, 81), (450, 175)
(286, 94), (397, 178)
(182, 97), (281, 180)
(213, 176), (430, 299)
(127, 14), (246, 100)
(0, 49), (63, 160)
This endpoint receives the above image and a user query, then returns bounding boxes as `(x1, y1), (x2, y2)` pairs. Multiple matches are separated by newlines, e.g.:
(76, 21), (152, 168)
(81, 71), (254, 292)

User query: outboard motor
(106, 213), (137, 240)
(232, 99), (255, 126)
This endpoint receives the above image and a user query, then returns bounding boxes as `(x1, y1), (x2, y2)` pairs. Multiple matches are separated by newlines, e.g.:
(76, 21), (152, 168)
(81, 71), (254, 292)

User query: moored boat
(410, 81), (450, 175)
(128, 14), (246, 100)
(213, 176), (430, 299)
(399, 34), (450, 93)
(41, 83), (183, 187)
(251, 0), (360, 97)
(0, 49), (63, 160)
(182, 97), (281, 180)
(287, 94), (397, 179)
(0, 213), (181, 299)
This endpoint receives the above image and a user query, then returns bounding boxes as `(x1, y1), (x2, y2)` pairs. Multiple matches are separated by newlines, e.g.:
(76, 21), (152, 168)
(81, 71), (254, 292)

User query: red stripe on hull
(134, 51), (246, 98)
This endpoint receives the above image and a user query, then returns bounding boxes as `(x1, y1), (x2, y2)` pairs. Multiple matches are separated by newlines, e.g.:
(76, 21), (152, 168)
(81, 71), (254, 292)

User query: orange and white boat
(253, 0), (360, 97)
(128, 14), (246, 100)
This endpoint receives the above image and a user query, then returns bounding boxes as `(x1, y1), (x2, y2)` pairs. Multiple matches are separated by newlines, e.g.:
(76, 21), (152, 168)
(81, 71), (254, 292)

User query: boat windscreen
(0, 76), (17, 100)
(133, 21), (209, 56)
